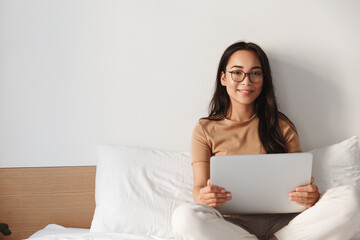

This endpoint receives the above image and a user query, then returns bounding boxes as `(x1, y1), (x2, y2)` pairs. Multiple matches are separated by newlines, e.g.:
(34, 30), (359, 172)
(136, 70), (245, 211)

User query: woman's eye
(252, 72), (262, 76)
(233, 71), (242, 75)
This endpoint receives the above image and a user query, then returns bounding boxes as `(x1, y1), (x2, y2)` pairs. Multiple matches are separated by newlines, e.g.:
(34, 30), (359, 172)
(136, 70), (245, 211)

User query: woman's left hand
(289, 177), (320, 208)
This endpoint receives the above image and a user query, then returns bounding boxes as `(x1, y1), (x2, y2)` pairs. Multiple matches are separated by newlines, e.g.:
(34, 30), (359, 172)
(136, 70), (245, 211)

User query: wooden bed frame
(0, 166), (96, 240)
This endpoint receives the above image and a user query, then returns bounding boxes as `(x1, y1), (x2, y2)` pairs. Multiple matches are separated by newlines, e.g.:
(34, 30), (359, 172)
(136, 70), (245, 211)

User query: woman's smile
(237, 89), (254, 95)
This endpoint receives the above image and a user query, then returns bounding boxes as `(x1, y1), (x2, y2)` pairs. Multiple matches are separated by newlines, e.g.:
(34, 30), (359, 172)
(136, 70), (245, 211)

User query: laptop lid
(210, 152), (313, 214)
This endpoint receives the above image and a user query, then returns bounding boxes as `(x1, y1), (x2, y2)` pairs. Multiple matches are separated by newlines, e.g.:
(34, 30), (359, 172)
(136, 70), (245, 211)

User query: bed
(1, 137), (360, 240)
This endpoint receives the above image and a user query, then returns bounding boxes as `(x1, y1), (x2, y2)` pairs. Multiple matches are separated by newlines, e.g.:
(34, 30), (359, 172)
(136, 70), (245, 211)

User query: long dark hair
(206, 41), (296, 153)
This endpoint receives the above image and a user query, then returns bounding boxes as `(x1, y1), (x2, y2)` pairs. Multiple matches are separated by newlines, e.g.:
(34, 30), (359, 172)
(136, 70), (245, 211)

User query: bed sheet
(28, 224), (89, 238)
(27, 224), (360, 240)
(27, 224), (172, 240)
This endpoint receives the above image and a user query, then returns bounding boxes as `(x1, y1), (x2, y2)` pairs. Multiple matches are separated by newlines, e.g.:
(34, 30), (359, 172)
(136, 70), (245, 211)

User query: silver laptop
(210, 152), (313, 214)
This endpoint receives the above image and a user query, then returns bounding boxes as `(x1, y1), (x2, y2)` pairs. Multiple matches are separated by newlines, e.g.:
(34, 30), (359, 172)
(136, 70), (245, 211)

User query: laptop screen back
(210, 152), (313, 214)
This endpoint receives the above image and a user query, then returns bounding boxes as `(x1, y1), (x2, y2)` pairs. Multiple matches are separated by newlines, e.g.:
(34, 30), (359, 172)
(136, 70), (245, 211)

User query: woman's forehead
(227, 50), (261, 68)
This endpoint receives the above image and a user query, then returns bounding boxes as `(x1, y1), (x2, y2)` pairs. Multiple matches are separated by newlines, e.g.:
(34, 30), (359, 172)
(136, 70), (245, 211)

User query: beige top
(191, 115), (302, 164)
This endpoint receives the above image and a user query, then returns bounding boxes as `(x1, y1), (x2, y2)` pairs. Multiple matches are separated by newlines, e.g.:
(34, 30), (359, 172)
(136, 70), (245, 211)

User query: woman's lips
(237, 89), (254, 94)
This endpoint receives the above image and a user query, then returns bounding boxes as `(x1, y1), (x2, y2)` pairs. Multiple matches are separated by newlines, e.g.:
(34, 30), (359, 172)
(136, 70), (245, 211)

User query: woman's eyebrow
(230, 65), (243, 69)
(230, 65), (262, 69)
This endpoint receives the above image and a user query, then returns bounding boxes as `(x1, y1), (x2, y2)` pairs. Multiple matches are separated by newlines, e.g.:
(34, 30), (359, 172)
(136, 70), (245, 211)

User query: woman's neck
(226, 104), (255, 122)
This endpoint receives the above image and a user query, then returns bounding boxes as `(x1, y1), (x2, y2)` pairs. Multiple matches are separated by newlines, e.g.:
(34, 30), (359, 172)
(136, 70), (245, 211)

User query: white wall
(1, 0), (359, 167)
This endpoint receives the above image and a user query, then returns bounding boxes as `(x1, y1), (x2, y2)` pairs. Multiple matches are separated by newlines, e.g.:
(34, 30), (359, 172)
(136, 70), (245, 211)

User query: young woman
(171, 41), (360, 240)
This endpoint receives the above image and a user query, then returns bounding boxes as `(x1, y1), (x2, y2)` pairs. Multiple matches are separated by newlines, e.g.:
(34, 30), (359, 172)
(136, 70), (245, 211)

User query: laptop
(210, 152), (313, 214)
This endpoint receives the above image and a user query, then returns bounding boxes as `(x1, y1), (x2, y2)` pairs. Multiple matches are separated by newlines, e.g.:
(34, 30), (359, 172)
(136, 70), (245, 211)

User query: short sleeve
(278, 118), (302, 153)
(191, 121), (212, 164)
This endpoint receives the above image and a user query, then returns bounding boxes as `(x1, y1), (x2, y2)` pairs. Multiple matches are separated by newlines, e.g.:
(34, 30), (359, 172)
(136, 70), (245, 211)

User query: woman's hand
(289, 177), (320, 208)
(198, 179), (232, 207)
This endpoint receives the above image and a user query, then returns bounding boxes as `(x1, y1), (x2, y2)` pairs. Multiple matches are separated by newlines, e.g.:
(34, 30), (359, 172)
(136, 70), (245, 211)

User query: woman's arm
(192, 162), (231, 207)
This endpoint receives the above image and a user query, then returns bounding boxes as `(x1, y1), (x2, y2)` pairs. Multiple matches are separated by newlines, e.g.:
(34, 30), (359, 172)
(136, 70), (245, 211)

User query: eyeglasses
(224, 69), (263, 83)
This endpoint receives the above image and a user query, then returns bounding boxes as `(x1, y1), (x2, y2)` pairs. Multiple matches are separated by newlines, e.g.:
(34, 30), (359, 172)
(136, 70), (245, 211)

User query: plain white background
(0, 0), (359, 167)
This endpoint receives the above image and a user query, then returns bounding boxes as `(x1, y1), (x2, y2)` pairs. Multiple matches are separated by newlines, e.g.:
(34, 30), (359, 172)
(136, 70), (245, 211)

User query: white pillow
(311, 136), (360, 194)
(90, 145), (193, 238)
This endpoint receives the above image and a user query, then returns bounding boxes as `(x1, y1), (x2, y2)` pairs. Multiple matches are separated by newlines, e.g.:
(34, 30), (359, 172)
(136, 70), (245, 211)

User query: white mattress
(27, 224), (171, 240)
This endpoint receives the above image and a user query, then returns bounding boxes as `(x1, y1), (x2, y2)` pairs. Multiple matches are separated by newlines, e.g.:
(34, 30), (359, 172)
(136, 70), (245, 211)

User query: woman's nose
(241, 74), (251, 85)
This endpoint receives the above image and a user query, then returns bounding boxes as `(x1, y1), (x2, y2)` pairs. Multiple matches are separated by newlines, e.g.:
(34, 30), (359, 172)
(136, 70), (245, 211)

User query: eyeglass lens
(231, 70), (262, 82)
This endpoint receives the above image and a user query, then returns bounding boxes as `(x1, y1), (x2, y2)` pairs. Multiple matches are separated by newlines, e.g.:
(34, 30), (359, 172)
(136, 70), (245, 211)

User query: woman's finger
(289, 191), (318, 198)
(201, 180), (227, 194)
(200, 191), (232, 207)
(202, 192), (231, 200)
(295, 184), (318, 193)
(290, 195), (318, 203)
(203, 197), (229, 207)
(200, 185), (225, 195)
(203, 196), (228, 204)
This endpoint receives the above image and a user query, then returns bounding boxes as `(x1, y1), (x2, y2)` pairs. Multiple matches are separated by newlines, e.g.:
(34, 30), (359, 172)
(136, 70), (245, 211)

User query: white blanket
(28, 224), (360, 240)
(27, 225), (172, 240)
(29, 233), (169, 240)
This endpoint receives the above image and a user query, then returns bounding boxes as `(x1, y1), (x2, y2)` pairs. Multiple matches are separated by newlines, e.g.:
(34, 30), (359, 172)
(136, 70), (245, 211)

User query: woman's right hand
(198, 179), (232, 207)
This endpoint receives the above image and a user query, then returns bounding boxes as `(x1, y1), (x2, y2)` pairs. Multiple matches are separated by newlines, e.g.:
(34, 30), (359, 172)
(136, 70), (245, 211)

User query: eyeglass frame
(223, 69), (264, 83)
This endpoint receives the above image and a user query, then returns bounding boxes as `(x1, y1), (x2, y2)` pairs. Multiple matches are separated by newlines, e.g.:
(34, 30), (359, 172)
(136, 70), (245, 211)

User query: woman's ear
(220, 71), (226, 86)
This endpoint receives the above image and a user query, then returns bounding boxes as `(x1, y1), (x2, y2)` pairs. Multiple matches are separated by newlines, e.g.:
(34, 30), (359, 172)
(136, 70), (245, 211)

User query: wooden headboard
(0, 166), (96, 240)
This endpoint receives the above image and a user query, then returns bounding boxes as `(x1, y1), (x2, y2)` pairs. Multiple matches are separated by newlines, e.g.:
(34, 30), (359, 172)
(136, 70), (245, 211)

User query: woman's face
(220, 50), (263, 110)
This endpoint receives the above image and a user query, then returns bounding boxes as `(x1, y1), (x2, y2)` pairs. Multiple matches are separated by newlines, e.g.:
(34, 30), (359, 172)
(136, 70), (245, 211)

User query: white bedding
(28, 224), (89, 238)
(28, 224), (360, 240)
(28, 224), (173, 240)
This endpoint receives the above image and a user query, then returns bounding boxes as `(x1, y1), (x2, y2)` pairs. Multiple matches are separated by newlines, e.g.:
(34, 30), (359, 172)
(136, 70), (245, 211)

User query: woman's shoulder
(195, 117), (219, 129)
(193, 116), (227, 134)
(278, 112), (298, 136)
(192, 118), (218, 144)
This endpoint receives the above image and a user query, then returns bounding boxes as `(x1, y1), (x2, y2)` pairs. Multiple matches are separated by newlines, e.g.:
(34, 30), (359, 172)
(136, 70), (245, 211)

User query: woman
(171, 41), (360, 240)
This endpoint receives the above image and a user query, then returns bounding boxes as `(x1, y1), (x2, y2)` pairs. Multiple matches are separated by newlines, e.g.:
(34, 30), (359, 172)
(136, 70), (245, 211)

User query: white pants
(171, 186), (360, 240)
